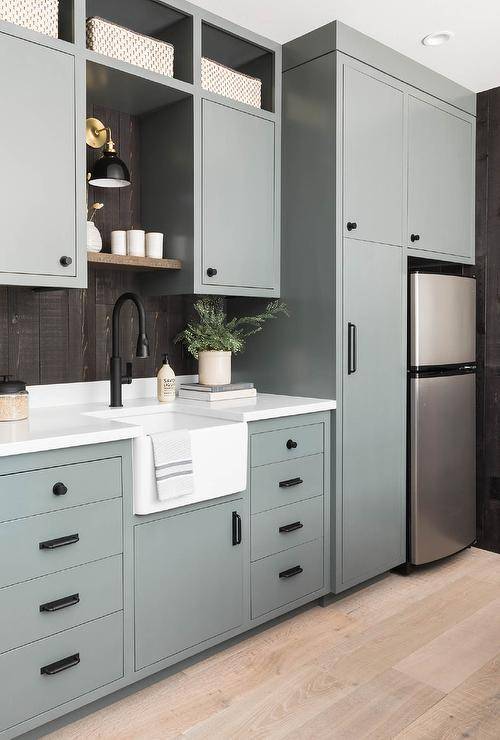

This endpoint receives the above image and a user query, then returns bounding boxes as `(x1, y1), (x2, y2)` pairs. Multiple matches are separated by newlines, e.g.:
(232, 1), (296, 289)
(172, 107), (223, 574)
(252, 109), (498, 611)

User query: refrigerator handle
(348, 322), (357, 375)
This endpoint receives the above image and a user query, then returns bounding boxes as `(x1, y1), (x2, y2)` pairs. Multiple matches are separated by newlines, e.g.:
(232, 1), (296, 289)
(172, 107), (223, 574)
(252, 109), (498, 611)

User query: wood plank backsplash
(476, 88), (500, 554)
(0, 268), (196, 386)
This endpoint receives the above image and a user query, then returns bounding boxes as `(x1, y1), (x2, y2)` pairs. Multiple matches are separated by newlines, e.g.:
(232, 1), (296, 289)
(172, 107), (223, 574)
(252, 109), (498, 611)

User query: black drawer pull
(206, 267), (218, 277)
(279, 521), (304, 534)
(279, 565), (303, 579)
(40, 593), (80, 613)
(41, 653), (80, 676)
(279, 477), (303, 488)
(286, 439), (298, 450)
(39, 533), (79, 550)
(410, 233), (420, 242)
(52, 482), (68, 496)
(232, 511), (242, 546)
(346, 221), (357, 231)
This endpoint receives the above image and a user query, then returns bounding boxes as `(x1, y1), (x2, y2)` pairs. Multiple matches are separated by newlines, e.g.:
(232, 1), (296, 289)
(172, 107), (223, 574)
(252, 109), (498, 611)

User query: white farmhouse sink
(113, 410), (247, 515)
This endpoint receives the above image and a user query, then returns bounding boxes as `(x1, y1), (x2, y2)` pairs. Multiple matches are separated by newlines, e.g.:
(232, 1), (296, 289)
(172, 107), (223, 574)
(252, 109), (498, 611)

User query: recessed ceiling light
(421, 31), (454, 47)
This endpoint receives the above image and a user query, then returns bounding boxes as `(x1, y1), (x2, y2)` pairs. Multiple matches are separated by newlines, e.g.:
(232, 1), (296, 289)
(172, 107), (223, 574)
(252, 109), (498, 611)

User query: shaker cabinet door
(341, 239), (405, 588)
(202, 100), (276, 292)
(408, 96), (474, 260)
(0, 33), (76, 281)
(134, 500), (244, 670)
(343, 65), (404, 246)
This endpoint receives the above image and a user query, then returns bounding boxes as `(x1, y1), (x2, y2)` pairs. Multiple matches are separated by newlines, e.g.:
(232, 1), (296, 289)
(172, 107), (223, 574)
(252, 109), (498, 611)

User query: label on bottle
(158, 376), (176, 402)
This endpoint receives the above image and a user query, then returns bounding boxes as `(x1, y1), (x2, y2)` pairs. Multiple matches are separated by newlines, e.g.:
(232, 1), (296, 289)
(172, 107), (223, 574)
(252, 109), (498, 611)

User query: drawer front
(0, 499), (122, 588)
(251, 423), (324, 467)
(0, 456), (122, 522)
(251, 496), (324, 561)
(251, 538), (324, 619)
(0, 611), (123, 732)
(251, 454), (324, 514)
(0, 555), (122, 654)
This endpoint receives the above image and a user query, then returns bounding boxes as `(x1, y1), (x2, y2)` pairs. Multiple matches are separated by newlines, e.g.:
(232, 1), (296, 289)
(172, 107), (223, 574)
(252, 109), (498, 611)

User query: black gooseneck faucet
(110, 292), (150, 408)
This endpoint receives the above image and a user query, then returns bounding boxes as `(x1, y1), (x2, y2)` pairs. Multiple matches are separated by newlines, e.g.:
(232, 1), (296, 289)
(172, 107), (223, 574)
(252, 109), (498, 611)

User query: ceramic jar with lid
(0, 377), (29, 421)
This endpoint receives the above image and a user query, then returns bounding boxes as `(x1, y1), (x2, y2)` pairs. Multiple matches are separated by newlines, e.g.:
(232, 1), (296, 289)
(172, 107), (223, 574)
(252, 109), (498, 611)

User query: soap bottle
(157, 355), (176, 403)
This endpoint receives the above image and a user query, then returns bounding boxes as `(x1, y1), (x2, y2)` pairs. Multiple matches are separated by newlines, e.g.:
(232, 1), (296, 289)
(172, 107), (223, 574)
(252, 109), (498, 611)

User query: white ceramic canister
(146, 232), (164, 259)
(111, 230), (127, 255)
(127, 229), (145, 257)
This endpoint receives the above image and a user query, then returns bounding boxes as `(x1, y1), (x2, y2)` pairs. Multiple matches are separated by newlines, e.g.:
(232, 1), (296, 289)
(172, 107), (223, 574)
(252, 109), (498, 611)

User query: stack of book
(179, 382), (256, 402)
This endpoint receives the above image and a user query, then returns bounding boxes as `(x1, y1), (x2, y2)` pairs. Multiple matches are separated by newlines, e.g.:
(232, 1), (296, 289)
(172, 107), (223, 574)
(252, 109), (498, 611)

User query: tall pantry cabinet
(234, 21), (476, 593)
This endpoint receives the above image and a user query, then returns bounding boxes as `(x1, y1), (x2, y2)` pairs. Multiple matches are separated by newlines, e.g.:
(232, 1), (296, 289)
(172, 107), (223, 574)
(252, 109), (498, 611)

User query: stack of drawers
(250, 421), (325, 619)
(0, 454), (124, 733)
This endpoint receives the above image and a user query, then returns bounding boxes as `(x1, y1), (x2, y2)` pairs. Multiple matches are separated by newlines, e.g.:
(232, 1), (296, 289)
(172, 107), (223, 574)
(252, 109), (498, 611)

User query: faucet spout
(110, 292), (150, 408)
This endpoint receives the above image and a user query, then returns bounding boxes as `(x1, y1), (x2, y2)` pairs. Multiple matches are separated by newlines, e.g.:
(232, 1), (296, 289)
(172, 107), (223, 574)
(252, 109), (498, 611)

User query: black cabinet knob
(346, 222), (357, 231)
(410, 234), (420, 242)
(52, 482), (68, 496)
(60, 256), (73, 267)
(286, 439), (298, 450)
(206, 267), (217, 277)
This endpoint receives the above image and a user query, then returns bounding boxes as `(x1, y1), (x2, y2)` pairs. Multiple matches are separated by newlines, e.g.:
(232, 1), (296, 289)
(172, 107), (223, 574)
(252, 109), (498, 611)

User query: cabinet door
(343, 65), (404, 246)
(342, 240), (405, 588)
(135, 500), (244, 670)
(202, 100), (276, 291)
(408, 96), (474, 259)
(0, 33), (76, 279)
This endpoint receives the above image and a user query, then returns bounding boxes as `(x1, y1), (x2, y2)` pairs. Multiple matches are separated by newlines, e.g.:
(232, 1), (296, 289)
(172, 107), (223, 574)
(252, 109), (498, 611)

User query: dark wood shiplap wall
(476, 89), (500, 554)
(0, 104), (196, 386)
(0, 271), (196, 386)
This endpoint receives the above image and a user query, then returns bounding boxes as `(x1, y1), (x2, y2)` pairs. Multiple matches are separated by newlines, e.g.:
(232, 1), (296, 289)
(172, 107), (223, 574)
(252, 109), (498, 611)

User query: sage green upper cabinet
(343, 65), (404, 246)
(0, 32), (80, 287)
(408, 96), (475, 260)
(341, 239), (405, 589)
(202, 100), (278, 293)
(134, 499), (244, 670)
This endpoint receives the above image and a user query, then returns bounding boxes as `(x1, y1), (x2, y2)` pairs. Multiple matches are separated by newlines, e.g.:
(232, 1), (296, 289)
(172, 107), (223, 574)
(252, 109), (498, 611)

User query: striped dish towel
(149, 430), (194, 503)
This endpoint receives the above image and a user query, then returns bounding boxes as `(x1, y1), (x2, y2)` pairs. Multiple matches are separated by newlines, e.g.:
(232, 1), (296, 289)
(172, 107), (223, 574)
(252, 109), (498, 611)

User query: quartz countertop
(0, 380), (336, 458)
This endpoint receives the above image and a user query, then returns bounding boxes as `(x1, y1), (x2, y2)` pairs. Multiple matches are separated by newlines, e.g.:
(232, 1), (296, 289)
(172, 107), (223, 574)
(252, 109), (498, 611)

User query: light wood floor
(45, 547), (500, 739)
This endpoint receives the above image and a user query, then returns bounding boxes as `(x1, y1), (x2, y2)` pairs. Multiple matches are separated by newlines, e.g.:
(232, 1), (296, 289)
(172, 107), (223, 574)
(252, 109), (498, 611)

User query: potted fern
(176, 297), (289, 386)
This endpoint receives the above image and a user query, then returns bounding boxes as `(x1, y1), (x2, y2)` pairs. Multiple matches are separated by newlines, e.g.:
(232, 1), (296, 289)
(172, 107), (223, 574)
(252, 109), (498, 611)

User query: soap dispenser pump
(157, 354), (176, 403)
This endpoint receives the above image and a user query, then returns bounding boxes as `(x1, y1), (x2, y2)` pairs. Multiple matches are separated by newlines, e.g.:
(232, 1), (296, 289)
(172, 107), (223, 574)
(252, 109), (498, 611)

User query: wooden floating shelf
(87, 252), (182, 271)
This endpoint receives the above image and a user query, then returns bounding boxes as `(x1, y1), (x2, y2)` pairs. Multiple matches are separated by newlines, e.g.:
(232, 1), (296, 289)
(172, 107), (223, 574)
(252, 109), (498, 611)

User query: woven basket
(0, 0), (58, 38)
(201, 57), (262, 109)
(86, 17), (174, 78)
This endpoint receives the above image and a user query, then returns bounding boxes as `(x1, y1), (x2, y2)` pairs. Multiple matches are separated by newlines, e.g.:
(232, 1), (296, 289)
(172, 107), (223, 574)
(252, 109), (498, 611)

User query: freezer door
(410, 273), (476, 367)
(410, 372), (476, 565)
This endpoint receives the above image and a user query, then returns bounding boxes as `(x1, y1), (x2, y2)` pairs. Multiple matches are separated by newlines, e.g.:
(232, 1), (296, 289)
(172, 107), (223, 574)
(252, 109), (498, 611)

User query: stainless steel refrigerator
(409, 272), (476, 565)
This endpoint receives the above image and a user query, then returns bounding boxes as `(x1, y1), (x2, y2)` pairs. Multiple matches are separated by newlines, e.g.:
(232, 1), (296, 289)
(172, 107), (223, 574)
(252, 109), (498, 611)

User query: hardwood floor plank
(284, 668), (444, 740)
(396, 653), (500, 739)
(395, 597), (500, 692)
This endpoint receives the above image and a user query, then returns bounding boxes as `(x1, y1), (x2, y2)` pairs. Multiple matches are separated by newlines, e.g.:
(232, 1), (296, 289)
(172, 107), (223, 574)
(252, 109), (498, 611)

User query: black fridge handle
(348, 322), (357, 375)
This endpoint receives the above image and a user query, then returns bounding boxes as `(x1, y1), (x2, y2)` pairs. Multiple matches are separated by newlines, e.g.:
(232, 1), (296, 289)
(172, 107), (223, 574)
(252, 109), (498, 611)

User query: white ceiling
(195, 0), (500, 92)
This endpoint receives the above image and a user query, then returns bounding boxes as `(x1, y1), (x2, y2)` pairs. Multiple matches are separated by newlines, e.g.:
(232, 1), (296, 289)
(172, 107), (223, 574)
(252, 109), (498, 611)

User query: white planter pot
(198, 351), (231, 386)
(86, 221), (102, 252)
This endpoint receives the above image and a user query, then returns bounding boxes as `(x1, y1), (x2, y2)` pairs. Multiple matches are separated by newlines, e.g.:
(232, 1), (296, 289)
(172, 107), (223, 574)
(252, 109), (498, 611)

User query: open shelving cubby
(86, 58), (194, 271)
(85, 0), (193, 83)
(202, 22), (275, 112)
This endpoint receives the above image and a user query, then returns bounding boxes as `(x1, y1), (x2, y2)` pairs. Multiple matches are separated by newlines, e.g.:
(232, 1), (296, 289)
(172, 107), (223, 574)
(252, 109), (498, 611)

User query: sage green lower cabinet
(0, 415), (331, 738)
(0, 612), (123, 732)
(340, 239), (405, 588)
(134, 499), (244, 670)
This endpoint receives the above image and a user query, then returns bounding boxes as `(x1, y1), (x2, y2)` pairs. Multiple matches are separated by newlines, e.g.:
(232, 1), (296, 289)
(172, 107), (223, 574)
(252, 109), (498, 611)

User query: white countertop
(0, 379), (336, 458)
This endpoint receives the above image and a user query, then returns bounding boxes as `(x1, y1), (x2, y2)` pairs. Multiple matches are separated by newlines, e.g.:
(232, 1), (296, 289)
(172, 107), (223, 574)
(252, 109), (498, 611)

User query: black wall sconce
(86, 117), (131, 188)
